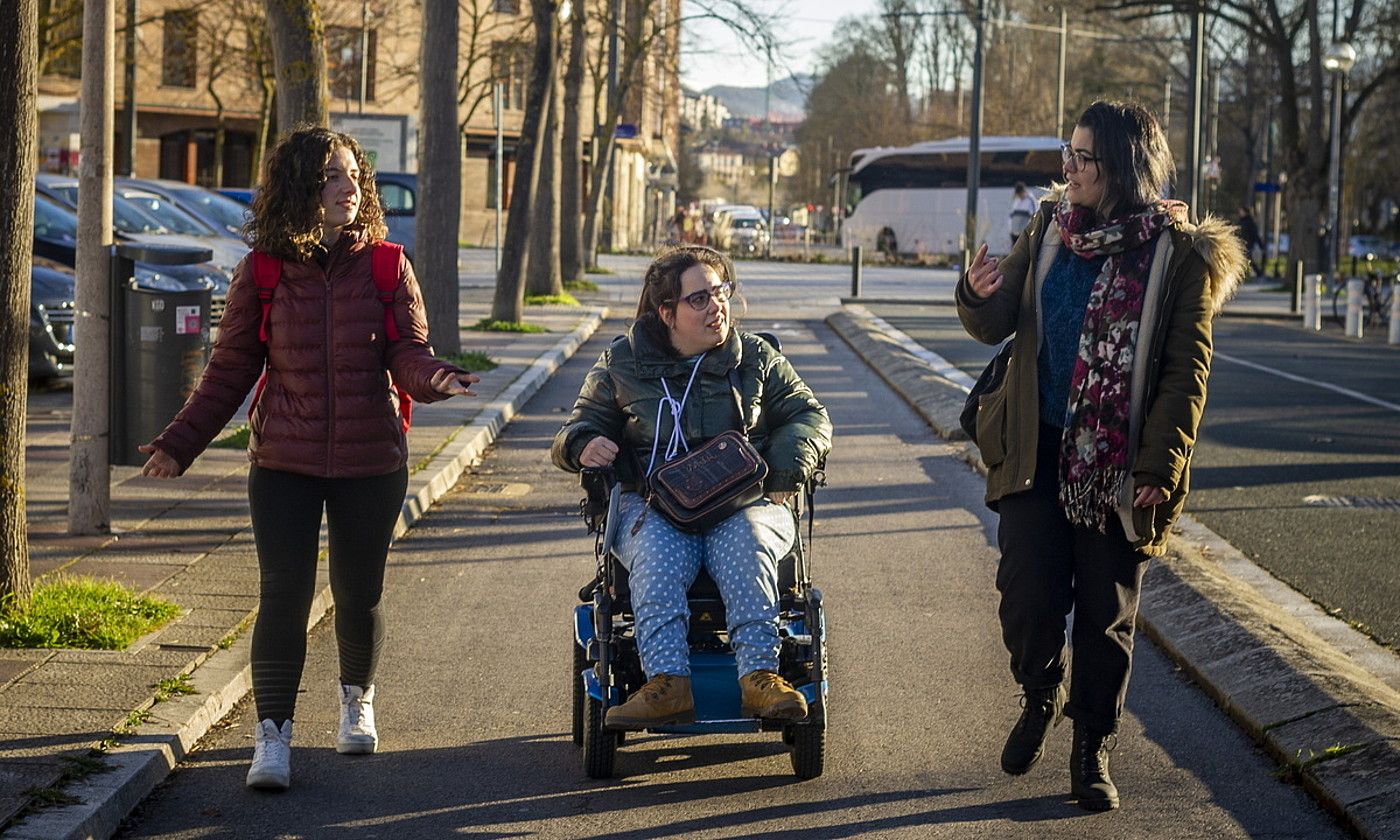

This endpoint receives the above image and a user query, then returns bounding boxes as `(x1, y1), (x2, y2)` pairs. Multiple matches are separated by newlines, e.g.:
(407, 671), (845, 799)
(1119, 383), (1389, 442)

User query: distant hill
(702, 75), (812, 122)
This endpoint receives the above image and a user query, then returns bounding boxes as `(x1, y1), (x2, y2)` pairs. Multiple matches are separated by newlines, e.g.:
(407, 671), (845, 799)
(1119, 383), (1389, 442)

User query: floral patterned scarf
(1054, 198), (1180, 531)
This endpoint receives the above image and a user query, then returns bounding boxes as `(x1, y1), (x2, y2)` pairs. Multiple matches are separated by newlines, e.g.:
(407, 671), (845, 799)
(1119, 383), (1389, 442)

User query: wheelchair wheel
(582, 695), (617, 778)
(789, 722), (825, 780)
(571, 639), (586, 747)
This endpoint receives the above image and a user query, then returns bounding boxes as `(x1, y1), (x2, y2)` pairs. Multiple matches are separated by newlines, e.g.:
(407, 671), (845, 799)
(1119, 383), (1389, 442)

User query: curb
(6, 308), (607, 840)
(826, 304), (1400, 840)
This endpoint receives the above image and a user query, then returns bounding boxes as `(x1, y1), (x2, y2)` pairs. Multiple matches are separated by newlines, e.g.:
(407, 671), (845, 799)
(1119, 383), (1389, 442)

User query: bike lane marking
(1213, 351), (1400, 414)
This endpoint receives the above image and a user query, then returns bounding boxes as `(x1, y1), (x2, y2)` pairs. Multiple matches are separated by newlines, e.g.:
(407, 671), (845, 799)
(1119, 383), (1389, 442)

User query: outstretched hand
(431, 369), (480, 398)
(965, 243), (1003, 300)
(138, 444), (181, 478)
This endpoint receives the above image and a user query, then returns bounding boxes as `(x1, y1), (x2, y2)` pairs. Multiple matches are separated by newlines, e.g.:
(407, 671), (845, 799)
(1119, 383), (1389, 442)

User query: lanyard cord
(646, 352), (706, 477)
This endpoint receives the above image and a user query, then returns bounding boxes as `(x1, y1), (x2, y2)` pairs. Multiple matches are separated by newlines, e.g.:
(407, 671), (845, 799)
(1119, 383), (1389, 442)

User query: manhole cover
(1303, 495), (1400, 512)
(469, 482), (531, 497)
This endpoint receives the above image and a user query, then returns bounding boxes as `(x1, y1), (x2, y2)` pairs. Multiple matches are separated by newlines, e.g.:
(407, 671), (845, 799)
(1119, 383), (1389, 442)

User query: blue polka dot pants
(613, 492), (796, 679)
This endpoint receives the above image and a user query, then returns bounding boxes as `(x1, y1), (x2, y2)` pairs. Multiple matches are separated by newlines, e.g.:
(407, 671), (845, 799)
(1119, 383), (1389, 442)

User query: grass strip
(0, 576), (181, 650)
(442, 350), (498, 372)
(525, 292), (581, 307)
(211, 423), (251, 448)
(469, 319), (549, 333)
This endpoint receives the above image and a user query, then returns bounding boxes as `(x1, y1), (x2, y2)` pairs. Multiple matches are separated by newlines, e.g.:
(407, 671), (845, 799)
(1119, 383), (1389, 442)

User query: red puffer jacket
(150, 231), (461, 478)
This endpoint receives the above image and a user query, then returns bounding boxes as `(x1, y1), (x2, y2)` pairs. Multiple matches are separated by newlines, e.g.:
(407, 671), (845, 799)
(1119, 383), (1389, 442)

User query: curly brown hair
(243, 125), (389, 261)
(633, 245), (744, 356)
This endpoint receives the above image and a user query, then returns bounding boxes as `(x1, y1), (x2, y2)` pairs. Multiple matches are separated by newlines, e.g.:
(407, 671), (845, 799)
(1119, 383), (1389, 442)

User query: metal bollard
(851, 245), (863, 297)
(1345, 277), (1364, 338)
(1391, 288), (1399, 345)
(1291, 260), (1303, 313)
(1303, 274), (1322, 330)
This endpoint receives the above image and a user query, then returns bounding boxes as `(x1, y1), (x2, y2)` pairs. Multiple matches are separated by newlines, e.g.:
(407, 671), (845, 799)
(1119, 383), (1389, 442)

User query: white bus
(840, 135), (1063, 259)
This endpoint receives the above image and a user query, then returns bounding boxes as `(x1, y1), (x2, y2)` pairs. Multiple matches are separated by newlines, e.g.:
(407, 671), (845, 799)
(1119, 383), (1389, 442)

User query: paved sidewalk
(826, 304), (1400, 840)
(1, 285), (607, 839)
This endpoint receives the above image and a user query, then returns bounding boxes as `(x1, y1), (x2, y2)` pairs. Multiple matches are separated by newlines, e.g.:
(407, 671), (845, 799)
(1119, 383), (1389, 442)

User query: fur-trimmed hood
(1036, 184), (1248, 315)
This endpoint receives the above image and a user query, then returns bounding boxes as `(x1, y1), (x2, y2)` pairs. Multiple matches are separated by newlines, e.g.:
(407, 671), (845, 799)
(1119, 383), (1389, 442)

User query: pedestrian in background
(1008, 181), (1036, 250)
(139, 126), (479, 791)
(957, 100), (1246, 811)
(1235, 205), (1265, 277)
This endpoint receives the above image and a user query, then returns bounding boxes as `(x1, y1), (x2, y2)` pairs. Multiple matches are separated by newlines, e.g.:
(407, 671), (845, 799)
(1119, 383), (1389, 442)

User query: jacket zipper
(322, 245), (342, 476)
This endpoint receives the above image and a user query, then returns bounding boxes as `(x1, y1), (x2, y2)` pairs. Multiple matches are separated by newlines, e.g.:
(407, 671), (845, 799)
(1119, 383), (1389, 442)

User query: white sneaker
(246, 718), (292, 790)
(337, 683), (378, 754)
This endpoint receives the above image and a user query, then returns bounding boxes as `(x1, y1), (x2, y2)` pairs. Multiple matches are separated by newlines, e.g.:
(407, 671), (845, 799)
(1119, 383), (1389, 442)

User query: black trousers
(995, 423), (1149, 734)
(247, 464), (408, 725)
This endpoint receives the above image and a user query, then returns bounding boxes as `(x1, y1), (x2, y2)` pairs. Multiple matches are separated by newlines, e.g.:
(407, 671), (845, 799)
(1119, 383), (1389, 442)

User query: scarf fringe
(1059, 465), (1127, 533)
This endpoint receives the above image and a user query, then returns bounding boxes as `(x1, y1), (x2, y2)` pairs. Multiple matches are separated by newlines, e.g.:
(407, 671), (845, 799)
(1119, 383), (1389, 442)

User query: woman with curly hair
(140, 126), (479, 790)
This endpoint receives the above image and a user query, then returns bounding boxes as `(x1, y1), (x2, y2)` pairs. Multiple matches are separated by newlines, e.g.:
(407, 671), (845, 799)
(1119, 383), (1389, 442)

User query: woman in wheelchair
(552, 245), (832, 730)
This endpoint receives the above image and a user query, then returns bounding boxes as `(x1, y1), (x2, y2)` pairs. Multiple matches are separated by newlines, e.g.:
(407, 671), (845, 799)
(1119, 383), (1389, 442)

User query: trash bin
(110, 242), (214, 466)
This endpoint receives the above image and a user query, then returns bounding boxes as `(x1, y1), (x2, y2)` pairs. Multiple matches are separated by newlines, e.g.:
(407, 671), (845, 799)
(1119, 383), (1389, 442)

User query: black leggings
(247, 464), (408, 725)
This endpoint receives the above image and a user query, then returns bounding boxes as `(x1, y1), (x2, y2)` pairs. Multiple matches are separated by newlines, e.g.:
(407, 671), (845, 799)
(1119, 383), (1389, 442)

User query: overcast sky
(679, 0), (880, 91)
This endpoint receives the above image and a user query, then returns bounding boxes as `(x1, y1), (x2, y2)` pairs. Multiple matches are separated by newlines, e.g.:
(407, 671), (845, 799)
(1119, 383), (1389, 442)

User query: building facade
(34, 0), (687, 251)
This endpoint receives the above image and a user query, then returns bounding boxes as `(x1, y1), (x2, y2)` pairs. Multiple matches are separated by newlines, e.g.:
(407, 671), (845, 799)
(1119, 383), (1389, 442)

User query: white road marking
(1213, 351), (1400, 414)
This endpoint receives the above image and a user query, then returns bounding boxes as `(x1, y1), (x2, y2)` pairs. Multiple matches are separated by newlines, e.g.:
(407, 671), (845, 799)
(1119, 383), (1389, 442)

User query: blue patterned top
(1038, 246), (1106, 428)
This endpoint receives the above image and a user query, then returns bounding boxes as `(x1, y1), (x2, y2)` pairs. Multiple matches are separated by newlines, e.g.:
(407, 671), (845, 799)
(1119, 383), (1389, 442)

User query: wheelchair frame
(570, 465), (829, 780)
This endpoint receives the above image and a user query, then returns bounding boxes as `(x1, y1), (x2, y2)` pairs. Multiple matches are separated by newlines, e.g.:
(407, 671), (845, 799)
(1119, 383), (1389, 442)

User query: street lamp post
(1323, 40), (1355, 282)
(963, 0), (986, 269)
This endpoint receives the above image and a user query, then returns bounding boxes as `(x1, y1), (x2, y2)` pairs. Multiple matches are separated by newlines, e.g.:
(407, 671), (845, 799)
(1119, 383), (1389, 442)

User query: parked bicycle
(1329, 261), (1394, 329)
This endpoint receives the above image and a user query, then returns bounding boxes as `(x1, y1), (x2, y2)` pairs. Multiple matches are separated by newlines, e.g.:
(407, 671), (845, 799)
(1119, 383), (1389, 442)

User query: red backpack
(247, 242), (413, 434)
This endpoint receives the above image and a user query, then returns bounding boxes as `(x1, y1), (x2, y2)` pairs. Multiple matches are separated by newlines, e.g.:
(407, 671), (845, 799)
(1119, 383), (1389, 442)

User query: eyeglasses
(1060, 142), (1101, 173)
(671, 281), (735, 311)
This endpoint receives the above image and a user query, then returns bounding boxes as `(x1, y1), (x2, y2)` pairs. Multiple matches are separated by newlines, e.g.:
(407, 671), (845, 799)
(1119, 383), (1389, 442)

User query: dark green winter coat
(551, 324), (832, 493)
(956, 191), (1248, 556)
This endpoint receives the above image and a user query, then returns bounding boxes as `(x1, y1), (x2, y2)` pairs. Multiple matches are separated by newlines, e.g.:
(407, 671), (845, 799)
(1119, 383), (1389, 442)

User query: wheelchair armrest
(580, 467), (617, 519)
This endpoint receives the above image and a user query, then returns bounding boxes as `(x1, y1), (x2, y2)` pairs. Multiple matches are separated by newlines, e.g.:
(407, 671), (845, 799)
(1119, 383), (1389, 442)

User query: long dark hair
(1075, 100), (1173, 219)
(243, 125), (389, 261)
(634, 245), (738, 356)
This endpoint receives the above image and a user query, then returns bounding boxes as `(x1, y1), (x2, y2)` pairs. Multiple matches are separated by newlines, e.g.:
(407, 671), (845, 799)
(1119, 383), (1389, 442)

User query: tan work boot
(739, 670), (809, 721)
(604, 675), (695, 730)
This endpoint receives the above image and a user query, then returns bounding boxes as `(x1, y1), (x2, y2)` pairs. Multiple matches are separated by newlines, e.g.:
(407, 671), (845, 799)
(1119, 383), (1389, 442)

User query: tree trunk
(526, 60), (562, 297)
(490, 0), (556, 323)
(70, 0), (114, 536)
(417, 0), (461, 354)
(559, 3), (586, 283)
(263, 0), (327, 130)
(581, 126), (618, 269)
(253, 74), (274, 184)
(212, 100), (226, 187)
(0, 0), (39, 601)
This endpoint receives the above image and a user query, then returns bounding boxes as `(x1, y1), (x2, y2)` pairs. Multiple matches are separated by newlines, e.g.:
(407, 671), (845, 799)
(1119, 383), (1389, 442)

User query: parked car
(1348, 235), (1388, 259)
(375, 171), (417, 261)
(218, 187), (255, 205)
(37, 174), (245, 282)
(32, 193), (231, 325)
(118, 177), (252, 242)
(715, 210), (769, 254)
(30, 260), (76, 381)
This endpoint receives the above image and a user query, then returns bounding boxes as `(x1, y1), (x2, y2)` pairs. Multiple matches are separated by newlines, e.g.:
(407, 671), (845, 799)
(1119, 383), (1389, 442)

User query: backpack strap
(250, 250), (283, 343)
(370, 242), (404, 342)
(369, 241), (412, 434)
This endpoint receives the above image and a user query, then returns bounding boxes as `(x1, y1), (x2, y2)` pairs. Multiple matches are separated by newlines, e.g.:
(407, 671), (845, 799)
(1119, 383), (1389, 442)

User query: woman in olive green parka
(957, 101), (1247, 812)
(552, 246), (832, 731)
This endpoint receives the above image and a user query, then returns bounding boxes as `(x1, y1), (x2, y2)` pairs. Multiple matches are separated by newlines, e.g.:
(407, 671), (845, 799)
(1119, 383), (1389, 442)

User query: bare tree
(37, 0), (83, 75)
(491, 0), (557, 324)
(527, 41), (563, 297)
(581, 0), (776, 267)
(559, 0), (588, 283)
(419, 0), (462, 355)
(1, 0), (39, 601)
(264, 0), (329, 129)
(1102, 0), (1400, 272)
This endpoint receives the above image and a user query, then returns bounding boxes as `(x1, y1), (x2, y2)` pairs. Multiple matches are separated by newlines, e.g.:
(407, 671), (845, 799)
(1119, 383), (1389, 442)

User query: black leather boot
(1070, 723), (1120, 811)
(1000, 684), (1067, 775)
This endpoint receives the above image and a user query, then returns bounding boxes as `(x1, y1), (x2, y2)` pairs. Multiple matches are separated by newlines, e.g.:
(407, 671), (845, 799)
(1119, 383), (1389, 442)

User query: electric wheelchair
(569, 377), (829, 780)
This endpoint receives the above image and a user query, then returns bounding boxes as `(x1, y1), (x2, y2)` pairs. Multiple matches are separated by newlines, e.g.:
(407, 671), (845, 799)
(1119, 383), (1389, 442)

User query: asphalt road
(869, 303), (1400, 650)
(116, 318), (1343, 839)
